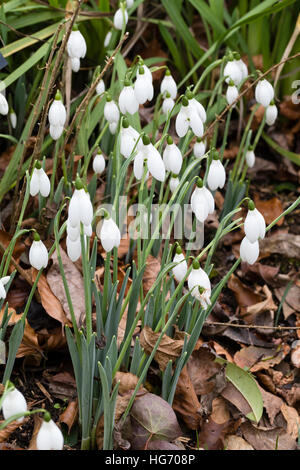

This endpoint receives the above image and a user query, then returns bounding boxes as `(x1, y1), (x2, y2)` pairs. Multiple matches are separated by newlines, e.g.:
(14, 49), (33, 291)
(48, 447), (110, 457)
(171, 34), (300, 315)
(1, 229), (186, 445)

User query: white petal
(29, 240), (48, 270)
(226, 85), (238, 105)
(78, 189), (93, 226)
(240, 236), (259, 265)
(50, 125), (64, 140)
(98, 218), (121, 252)
(194, 140), (207, 159)
(188, 110), (204, 137)
(133, 151), (146, 180)
(224, 61), (242, 86)
(162, 97), (175, 114)
(255, 79), (274, 107)
(10, 112), (17, 129)
(169, 177), (180, 193)
(68, 190), (81, 227)
(66, 236), (81, 262)
(134, 76), (152, 105)
(147, 145), (165, 182)
(163, 144), (182, 174)
(30, 169), (40, 196)
(71, 57), (80, 72)
(119, 86), (139, 115)
(190, 98), (206, 123)
(160, 75), (177, 99)
(48, 100), (66, 127)
(246, 150), (255, 168)
(244, 209), (263, 243)
(266, 104), (278, 126)
(114, 8), (128, 30)
(93, 154), (105, 174)
(67, 30), (87, 59)
(104, 100), (120, 123)
(36, 420), (64, 450)
(1, 276), (11, 286)
(2, 388), (27, 422)
(66, 219), (80, 242)
(96, 80), (105, 96)
(0, 94), (9, 115)
(104, 31), (112, 48)
(172, 253), (187, 282)
(175, 108), (189, 137)
(38, 168), (50, 197)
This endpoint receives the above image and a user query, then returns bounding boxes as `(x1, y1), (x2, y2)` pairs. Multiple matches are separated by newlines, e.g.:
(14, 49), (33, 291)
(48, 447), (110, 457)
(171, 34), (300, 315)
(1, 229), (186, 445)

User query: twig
(0, 20), (47, 43)
(204, 321), (300, 331)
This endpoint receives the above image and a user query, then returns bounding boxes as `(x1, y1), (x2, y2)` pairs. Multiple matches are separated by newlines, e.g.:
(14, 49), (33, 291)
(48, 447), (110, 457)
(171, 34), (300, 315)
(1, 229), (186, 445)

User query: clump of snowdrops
(0, 5), (300, 451)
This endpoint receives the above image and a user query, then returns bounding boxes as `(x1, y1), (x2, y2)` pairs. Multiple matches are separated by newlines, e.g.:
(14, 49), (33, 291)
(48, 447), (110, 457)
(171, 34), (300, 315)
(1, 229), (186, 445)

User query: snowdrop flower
(223, 58), (242, 86)
(114, 7), (128, 30)
(226, 81), (238, 106)
(104, 30), (112, 48)
(67, 26), (86, 72)
(0, 93), (9, 115)
(175, 96), (204, 138)
(244, 200), (266, 243)
(240, 236), (259, 265)
(134, 135), (165, 182)
(29, 233), (48, 270)
(9, 109), (17, 129)
(191, 178), (215, 223)
(1, 383), (27, 422)
(172, 245), (187, 283)
(68, 178), (93, 229)
(134, 65), (154, 105)
(194, 138), (207, 159)
(207, 151), (226, 191)
(255, 79), (274, 108)
(48, 90), (66, 140)
(96, 79), (105, 96)
(137, 62), (152, 83)
(160, 69), (177, 99)
(36, 413), (64, 450)
(163, 136), (182, 174)
(109, 122), (118, 134)
(266, 101), (278, 126)
(104, 95), (120, 125)
(126, 0), (134, 7)
(235, 57), (248, 81)
(0, 276), (10, 300)
(188, 260), (211, 309)
(93, 150), (105, 175)
(246, 146), (255, 168)
(119, 80), (139, 115)
(169, 175), (180, 193)
(96, 214), (121, 252)
(162, 93), (175, 115)
(189, 95), (207, 124)
(30, 161), (50, 198)
(120, 118), (140, 158)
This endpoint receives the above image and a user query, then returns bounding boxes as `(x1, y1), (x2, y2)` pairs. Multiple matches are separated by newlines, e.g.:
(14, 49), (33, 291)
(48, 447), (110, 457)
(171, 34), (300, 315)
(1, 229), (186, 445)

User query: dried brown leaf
(172, 366), (202, 430)
(280, 403), (300, 439)
(253, 195), (284, 226)
(225, 435), (254, 450)
(0, 418), (28, 443)
(241, 421), (297, 450)
(140, 325), (185, 370)
(59, 399), (78, 433)
(234, 345), (288, 372)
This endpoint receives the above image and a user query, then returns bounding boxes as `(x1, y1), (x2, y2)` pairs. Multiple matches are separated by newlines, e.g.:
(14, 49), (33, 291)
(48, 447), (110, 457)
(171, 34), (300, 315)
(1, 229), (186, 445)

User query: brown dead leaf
(246, 285), (277, 317)
(197, 417), (230, 450)
(59, 399), (78, 434)
(291, 341), (300, 368)
(274, 284), (300, 318)
(223, 144), (239, 160)
(0, 418), (28, 443)
(259, 233), (300, 260)
(280, 403), (300, 440)
(113, 372), (139, 395)
(0, 230), (25, 261)
(225, 435), (254, 450)
(253, 195), (284, 226)
(241, 263), (279, 285)
(140, 325), (185, 370)
(187, 346), (225, 396)
(240, 421), (297, 450)
(279, 98), (300, 120)
(172, 365), (202, 430)
(210, 397), (230, 424)
(142, 255), (162, 295)
(221, 382), (252, 418)
(228, 274), (263, 315)
(260, 387), (283, 426)
(47, 371), (77, 400)
(234, 345), (289, 372)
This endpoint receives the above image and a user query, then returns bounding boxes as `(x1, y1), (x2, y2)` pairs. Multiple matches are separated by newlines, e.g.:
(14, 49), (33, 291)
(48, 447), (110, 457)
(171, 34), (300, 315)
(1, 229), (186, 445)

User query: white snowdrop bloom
(66, 235), (81, 262)
(68, 179), (93, 228)
(97, 216), (121, 252)
(119, 82), (139, 115)
(67, 28), (87, 61)
(137, 63), (152, 83)
(160, 70), (177, 99)
(240, 236), (259, 265)
(226, 83), (238, 106)
(169, 175), (180, 193)
(191, 179), (215, 223)
(1, 386), (27, 422)
(48, 91), (66, 140)
(93, 152), (105, 174)
(207, 153), (226, 191)
(0, 276), (10, 300)
(134, 66), (154, 105)
(9, 110), (17, 129)
(134, 135), (165, 182)
(71, 57), (80, 72)
(189, 97), (207, 124)
(133, 150), (148, 180)
(246, 147), (255, 168)
(255, 79), (274, 108)
(114, 7), (128, 30)
(223, 59), (242, 86)
(104, 30), (112, 48)
(120, 119), (140, 158)
(66, 219), (80, 242)
(104, 96), (120, 124)
(126, 0), (134, 7)
(176, 98), (203, 138)
(0, 93), (9, 115)
(194, 138), (207, 159)
(235, 58), (248, 80)
(188, 261), (211, 309)
(244, 201), (266, 243)
(30, 163), (50, 198)
(29, 235), (48, 270)
(266, 103), (278, 126)
(162, 96), (175, 115)
(36, 416), (64, 451)
(96, 79), (105, 96)
(163, 136), (182, 174)
(172, 248), (187, 283)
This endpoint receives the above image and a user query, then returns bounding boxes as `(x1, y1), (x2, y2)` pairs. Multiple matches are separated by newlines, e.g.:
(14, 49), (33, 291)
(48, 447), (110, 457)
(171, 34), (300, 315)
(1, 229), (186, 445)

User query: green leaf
(262, 132), (300, 166)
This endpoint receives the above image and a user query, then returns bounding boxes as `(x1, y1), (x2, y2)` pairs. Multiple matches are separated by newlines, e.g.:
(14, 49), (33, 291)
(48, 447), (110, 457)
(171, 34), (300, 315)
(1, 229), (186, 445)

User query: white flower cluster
(67, 25), (87, 73)
(240, 200), (266, 265)
(255, 79), (277, 125)
(223, 53), (248, 106)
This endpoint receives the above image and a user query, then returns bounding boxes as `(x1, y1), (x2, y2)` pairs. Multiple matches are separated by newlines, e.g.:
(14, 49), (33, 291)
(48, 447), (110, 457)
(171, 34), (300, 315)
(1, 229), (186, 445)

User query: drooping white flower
(96, 79), (105, 96)
(188, 261), (211, 309)
(207, 152), (226, 191)
(246, 147), (255, 168)
(189, 97), (207, 124)
(137, 63), (152, 83)
(114, 7), (128, 30)
(70, 57), (80, 73)
(162, 136), (182, 174)
(235, 57), (248, 81)
(104, 95), (120, 124)
(104, 30), (112, 48)
(162, 95), (175, 115)
(119, 81), (139, 115)
(240, 236), (259, 265)
(134, 65), (153, 105)
(0, 93), (9, 115)
(93, 151), (105, 175)
(175, 95), (204, 138)
(68, 180), (94, 229)
(160, 70), (177, 99)
(120, 118), (140, 158)
(9, 110), (17, 129)
(172, 247), (188, 283)
(266, 102), (278, 126)
(191, 179), (215, 223)
(0, 276), (10, 300)
(255, 79), (274, 108)
(126, 0), (134, 7)
(244, 201), (266, 243)
(226, 82), (238, 106)
(96, 216), (121, 252)
(169, 175), (180, 193)
(223, 59), (242, 86)
(133, 135), (165, 182)
(29, 234), (48, 270)
(1, 385), (27, 422)
(30, 162), (50, 198)
(67, 27), (86, 61)
(48, 91), (66, 140)
(109, 121), (118, 134)
(36, 414), (64, 450)
(66, 236), (81, 262)
(194, 138), (207, 159)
